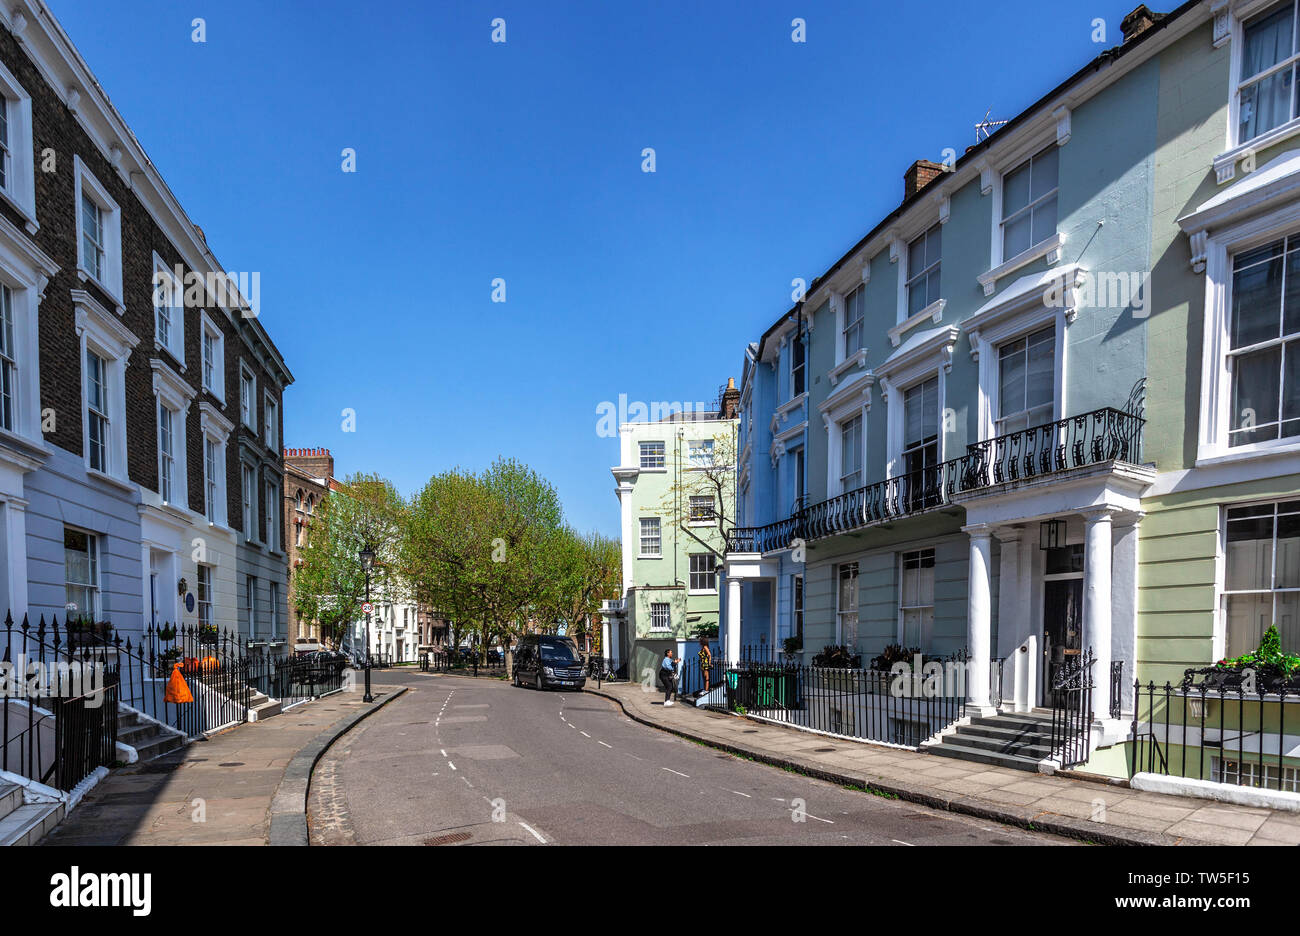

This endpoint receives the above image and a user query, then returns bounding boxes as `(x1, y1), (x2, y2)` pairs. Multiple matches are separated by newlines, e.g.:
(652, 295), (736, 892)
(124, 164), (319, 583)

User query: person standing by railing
(698, 637), (712, 693)
(660, 649), (678, 706)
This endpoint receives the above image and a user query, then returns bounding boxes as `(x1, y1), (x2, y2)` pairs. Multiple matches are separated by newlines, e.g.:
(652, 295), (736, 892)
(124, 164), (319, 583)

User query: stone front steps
(116, 707), (187, 762)
(0, 779), (64, 846)
(928, 709), (1057, 772)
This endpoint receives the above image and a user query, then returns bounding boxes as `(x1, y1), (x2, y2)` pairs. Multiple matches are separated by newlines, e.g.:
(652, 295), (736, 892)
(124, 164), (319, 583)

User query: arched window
(307, 495), (314, 514)
(295, 489), (303, 511)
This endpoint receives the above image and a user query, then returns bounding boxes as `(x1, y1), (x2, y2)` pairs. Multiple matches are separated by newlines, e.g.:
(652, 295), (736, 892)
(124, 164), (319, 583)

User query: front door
(1043, 578), (1083, 705)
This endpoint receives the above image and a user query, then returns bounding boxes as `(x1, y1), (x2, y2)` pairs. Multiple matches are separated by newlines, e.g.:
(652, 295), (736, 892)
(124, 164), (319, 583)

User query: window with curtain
(900, 548), (936, 650)
(1238, 2), (1300, 144)
(840, 415), (862, 491)
(906, 224), (942, 318)
(997, 326), (1055, 434)
(843, 285), (865, 357)
(1228, 235), (1300, 446)
(837, 562), (859, 648)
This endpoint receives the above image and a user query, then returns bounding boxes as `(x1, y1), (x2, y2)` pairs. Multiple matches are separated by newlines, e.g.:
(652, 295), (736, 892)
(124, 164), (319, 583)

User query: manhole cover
(423, 831), (472, 846)
(218, 762), (245, 767)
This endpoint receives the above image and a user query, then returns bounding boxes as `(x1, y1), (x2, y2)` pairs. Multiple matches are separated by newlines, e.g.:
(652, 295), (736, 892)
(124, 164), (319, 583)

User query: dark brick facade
(0, 21), (289, 531)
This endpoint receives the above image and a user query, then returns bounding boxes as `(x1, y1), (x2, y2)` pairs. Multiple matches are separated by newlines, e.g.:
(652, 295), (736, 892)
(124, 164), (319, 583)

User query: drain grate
(423, 831), (472, 846)
(814, 747), (837, 752)
(218, 762), (245, 767)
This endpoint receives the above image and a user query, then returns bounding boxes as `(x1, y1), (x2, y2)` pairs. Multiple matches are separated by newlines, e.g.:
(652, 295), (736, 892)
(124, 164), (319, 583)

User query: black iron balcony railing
(728, 380), (1145, 553)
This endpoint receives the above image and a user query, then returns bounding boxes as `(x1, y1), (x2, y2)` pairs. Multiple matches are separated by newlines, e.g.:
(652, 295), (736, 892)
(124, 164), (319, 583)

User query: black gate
(1050, 647), (1095, 768)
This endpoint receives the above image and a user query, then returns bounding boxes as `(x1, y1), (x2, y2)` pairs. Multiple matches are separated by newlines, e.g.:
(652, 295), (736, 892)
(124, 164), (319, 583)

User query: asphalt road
(311, 670), (1071, 846)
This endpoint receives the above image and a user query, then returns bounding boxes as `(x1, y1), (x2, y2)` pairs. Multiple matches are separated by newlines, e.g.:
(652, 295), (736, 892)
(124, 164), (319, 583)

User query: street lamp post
(360, 544), (375, 703)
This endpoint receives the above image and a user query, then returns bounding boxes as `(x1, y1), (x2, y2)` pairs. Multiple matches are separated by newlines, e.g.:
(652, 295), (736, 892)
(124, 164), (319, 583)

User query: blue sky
(49, 0), (1143, 537)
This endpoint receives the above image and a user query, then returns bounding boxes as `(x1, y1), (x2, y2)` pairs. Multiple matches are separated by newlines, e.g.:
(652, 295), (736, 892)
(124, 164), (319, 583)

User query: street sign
(362, 602), (373, 615)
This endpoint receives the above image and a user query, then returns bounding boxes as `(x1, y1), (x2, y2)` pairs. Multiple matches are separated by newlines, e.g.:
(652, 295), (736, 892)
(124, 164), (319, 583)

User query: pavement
(41, 683), (404, 846)
(308, 669), (1072, 845)
(587, 680), (1300, 847)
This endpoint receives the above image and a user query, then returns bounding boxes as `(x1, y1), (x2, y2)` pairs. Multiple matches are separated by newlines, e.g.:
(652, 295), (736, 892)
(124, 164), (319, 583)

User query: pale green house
(607, 395), (739, 684)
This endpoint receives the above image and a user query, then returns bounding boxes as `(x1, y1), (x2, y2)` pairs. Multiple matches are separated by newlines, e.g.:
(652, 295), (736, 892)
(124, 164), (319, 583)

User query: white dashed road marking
(520, 822), (547, 844)
(661, 767), (690, 778)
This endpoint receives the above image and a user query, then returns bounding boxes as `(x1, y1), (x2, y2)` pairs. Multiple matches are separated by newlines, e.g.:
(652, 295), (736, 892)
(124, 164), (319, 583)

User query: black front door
(1044, 578), (1083, 706)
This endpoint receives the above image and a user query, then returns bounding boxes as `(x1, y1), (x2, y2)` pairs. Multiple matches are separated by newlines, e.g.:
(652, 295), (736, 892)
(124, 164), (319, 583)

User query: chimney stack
(721, 377), (741, 420)
(1120, 5), (1162, 43)
(284, 446), (334, 482)
(904, 159), (946, 201)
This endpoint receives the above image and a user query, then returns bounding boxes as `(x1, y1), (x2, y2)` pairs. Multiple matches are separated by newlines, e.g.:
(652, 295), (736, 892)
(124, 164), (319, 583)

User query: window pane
(1283, 339), (1300, 439)
(1233, 247), (1283, 348)
(1285, 246), (1300, 336)
(1002, 211), (1031, 260)
(1231, 345), (1281, 444)
(1002, 162), (1030, 217)
(1226, 592), (1273, 658)
(1226, 509), (1274, 591)
(1026, 328), (1055, 410)
(1279, 590), (1300, 653)
(1030, 146), (1058, 200)
(1031, 194), (1058, 246)
(1278, 509), (1300, 588)
(1243, 4), (1295, 81)
(1241, 66), (1297, 143)
(999, 339), (1026, 417)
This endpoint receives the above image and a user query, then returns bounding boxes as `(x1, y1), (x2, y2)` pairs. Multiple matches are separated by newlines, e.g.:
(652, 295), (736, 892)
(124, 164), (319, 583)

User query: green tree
(293, 473), (406, 649)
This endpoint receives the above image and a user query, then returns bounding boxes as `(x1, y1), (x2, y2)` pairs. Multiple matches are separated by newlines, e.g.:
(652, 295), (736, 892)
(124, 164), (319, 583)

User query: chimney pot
(1120, 4), (1162, 43)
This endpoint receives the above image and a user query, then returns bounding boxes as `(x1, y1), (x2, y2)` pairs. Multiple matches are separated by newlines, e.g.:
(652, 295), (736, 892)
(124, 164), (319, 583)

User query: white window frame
(873, 325), (959, 480)
(688, 494), (715, 525)
(200, 310), (225, 403)
(246, 573), (258, 638)
(200, 402), (233, 528)
(835, 561), (859, 647)
(995, 145), (1060, 268)
(688, 553), (716, 593)
(639, 440), (666, 470)
(819, 374), (873, 497)
(1217, 0), (1300, 182)
(1219, 499), (1300, 658)
(994, 325), (1057, 436)
(196, 563), (213, 630)
(263, 390), (278, 451)
(638, 516), (661, 558)
(74, 290), (138, 484)
(1191, 183), (1300, 463)
(842, 284), (866, 357)
(0, 218), (55, 445)
(965, 266), (1076, 443)
(979, 126), (1067, 296)
(64, 526), (100, 621)
(900, 223), (944, 329)
(0, 59), (36, 231)
(73, 156), (123, 310)
(269, 581), (281, 638)
(898, 547), (936, 649)
(648, 602), (671, 632)
(839, 413), (863, 492)
(239, 365), (256, 431)
(242, 461), (258, 543)
(152, 253), (184, 367)
(151, 359), (194, 509)
(265, 477), (280, 552)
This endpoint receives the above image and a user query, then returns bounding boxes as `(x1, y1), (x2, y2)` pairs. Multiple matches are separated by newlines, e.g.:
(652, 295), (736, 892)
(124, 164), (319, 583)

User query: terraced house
(726, 0), (1300, 795)
(0, 0), (291, 651)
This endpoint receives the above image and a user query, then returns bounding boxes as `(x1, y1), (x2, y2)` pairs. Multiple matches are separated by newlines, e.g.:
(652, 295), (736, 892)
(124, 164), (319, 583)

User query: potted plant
(157, 624), (177, 642)
(782, 636), (802, 659)
(198, 622), (219, 646)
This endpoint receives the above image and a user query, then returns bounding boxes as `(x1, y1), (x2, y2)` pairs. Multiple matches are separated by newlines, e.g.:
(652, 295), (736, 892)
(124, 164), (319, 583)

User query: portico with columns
(955, 460), (1153, 727)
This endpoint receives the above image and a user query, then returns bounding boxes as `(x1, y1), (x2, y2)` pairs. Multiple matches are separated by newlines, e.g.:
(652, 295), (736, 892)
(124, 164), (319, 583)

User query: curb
(584, 686), (1211, 847)
(268, 687), (409, 846)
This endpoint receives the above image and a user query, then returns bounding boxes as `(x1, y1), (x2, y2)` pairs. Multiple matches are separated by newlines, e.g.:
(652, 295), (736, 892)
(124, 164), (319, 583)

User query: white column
(965, 524), (994, 714)
(726, 576), (742, 663)
(4, 499), (28, 615)
(994, 526), (1023, 712)
(1111, 513), (1141, 718)
(1084, 508), (1115, 723)
(617, 482), (634, 594)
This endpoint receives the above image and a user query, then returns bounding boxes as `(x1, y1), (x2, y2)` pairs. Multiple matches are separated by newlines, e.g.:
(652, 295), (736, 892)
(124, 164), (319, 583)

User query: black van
(513, 635), (586, 690)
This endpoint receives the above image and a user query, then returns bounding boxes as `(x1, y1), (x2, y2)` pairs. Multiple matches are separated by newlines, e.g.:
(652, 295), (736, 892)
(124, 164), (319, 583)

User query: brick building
(0, 1), (291, 647)
(283, 446), (334, 646)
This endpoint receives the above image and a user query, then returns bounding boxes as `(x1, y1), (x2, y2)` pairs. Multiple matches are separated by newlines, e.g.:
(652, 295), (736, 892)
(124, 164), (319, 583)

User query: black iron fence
(1050, 648), (1095, 768)
(728, 388), (1146, 553)
(676, 653), (968, 747)
(420, 650), (507, 678)
(1, 614), (120, 791)
(1131, 673), (1299, 791)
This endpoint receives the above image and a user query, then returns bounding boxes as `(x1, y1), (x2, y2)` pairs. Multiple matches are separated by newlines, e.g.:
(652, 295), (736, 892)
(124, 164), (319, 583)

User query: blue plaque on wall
(185, 593), (195, 613)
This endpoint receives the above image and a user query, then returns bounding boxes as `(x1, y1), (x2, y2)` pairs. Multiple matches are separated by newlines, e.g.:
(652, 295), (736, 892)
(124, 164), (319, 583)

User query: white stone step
(0, 782), (21, 822)
(0, 800), (64, 846)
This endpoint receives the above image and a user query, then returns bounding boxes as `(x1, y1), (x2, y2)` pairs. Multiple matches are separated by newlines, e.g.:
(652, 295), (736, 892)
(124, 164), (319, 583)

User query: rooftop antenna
(975, 107), (1009, 143)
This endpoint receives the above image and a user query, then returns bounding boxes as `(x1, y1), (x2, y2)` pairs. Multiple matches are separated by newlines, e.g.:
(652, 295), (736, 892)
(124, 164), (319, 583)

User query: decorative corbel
(66, 86), (80, 116)
(1211, 0), (1230, 47)
(1189, 230), (1208, 274)
(1053, 106), (1072, 146)
(937, 192), (951, 225)
(977, 159), (992, 196)
(887, 229), (902, 263)
(860, 256), (871, 285)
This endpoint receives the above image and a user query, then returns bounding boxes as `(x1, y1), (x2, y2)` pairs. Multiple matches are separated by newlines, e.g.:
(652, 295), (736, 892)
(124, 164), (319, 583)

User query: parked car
(512, 635), (585, 690)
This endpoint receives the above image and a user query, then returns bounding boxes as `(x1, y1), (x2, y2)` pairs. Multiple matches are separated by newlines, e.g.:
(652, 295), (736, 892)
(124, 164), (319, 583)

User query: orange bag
(165, 663), (193, 703)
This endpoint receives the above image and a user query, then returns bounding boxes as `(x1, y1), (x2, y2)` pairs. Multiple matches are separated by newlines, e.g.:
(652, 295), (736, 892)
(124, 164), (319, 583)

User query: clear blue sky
(49, 0), (1144, 537)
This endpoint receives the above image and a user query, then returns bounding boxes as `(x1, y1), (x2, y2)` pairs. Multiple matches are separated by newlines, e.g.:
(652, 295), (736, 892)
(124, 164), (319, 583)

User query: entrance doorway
(1042, 543), (1084, 706)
